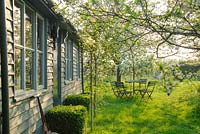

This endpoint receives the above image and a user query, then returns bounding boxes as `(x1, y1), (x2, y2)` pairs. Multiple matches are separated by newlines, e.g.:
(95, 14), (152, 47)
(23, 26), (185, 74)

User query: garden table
(125, 79), (147, 95)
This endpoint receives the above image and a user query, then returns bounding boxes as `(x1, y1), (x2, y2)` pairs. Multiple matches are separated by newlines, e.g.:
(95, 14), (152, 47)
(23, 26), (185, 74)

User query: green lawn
(87, 81), (200, 134)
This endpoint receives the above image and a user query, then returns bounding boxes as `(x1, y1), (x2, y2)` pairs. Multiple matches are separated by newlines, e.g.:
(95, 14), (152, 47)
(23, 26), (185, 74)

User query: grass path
(89, 81), (200, 134)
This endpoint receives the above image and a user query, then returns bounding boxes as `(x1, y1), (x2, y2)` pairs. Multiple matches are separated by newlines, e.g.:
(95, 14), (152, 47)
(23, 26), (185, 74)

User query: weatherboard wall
(60, 40), (82, 103)
(1, 0), (82, 133)
(9, 32), (54, 133)
(4, 0), (54, 133)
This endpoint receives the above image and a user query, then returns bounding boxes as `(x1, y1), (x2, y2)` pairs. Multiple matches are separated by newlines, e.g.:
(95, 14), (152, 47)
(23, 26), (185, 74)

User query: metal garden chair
(133, 79), (147, 95)
(111, 81), (133, 98)
(138, 81), (156, 100)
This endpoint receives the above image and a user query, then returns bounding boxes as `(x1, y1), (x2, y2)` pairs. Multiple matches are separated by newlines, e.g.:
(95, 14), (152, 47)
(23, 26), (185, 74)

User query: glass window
(70, 41), (73, 80)
(14, 1), (23, 90)
(37, 18), (43, 51)
(25, 7), (33, 49)
(37, 53), (43, 85)
(25, 7), (34, 90)
(25, 50), (33, 90)
(77, 48), (81, 79)
(64, 37), (68, 80)
(37, 17), (44, 87)
(14, 0), (46, 92)
(14, 2), (22, 46)
(65, 39), (73, 81)
(67, 40), (70, 80)
(15, 47), (22, 89)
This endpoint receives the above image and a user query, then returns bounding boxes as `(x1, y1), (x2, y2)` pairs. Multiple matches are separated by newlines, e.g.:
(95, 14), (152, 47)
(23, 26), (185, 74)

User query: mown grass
(87, 81), (200, 134)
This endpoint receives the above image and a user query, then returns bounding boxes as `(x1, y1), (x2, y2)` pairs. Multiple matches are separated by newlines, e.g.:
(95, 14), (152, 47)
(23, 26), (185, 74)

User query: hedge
(46, 105), (87, 134)
(63, 94), (90, 110)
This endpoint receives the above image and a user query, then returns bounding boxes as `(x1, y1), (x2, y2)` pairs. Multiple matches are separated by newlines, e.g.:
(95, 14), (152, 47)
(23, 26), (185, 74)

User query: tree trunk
(132, 59), (135, 90)
(131, 51), (136, 90)
(94, 55), (97, 86)
(116, 65), (121, 82)
(93, 55), (97, 118)
(89, 52), (93, 131)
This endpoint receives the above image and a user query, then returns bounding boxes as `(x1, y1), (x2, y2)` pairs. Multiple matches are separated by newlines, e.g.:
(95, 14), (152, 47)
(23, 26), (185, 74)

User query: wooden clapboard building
(0, 0), (83, 133)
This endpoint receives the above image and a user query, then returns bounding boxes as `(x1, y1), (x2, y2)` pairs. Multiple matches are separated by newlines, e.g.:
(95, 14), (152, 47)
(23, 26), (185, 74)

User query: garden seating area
(91, 81), (200, 134)
(111, 79), (157, 100)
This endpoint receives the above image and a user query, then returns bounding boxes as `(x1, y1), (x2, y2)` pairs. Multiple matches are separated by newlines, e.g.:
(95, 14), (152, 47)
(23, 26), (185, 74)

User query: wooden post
(0, 0), (10, 133)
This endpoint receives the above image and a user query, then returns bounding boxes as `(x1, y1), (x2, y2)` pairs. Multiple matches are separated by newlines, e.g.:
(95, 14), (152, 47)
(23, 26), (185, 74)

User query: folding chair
(139, 81), (156, 100)
(134, 79), (147, 95)
(111, 81), (133, 98)
(111, 81), (126, 98)
(139, 79), (147, 89)
(116, 81), (134, 98)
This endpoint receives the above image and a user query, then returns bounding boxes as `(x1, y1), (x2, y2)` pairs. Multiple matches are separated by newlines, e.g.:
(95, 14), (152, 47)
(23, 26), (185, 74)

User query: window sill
(64, 79), (81, 85)
(37, 85), (45, 90)
(64, 80), (73, 85)
(14, 89), (48, 102)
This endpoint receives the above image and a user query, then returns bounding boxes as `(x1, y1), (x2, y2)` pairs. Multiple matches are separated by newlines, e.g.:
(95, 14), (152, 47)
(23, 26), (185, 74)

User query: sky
(149, 0), (168, 15)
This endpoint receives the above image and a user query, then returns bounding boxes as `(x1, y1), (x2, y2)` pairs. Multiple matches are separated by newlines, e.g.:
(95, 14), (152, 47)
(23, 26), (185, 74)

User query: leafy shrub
(46, 105), (87, 134)
(193, 103), (200, 117)
(197, 86), (200, 93)
(63, 94), (90, 110)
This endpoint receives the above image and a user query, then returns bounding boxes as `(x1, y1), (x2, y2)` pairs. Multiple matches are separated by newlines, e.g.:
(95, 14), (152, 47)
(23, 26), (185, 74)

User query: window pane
(64, 39), (68, 80)
(37, 16), (44, 87)
(70, 42), (73, 80)
(67, 40), (70, 80)
(64, 54), (68, 80)
(15, 48), (22, 89)
(25, 7), (33, 48)
(25, 50), (33, 90)
(14, 2), (22, 46)
(66, 40), (73, 80)
(37, 18), (43, 51)
(37, 53), (43, 85)
(65, 39), (74, 81)
(78, 48), (81, 79)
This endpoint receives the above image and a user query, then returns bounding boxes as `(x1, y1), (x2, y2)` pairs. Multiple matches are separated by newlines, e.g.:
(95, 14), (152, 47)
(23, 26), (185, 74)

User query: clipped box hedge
(63, 94), (90, 110)
(46, 105), (87, 134)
